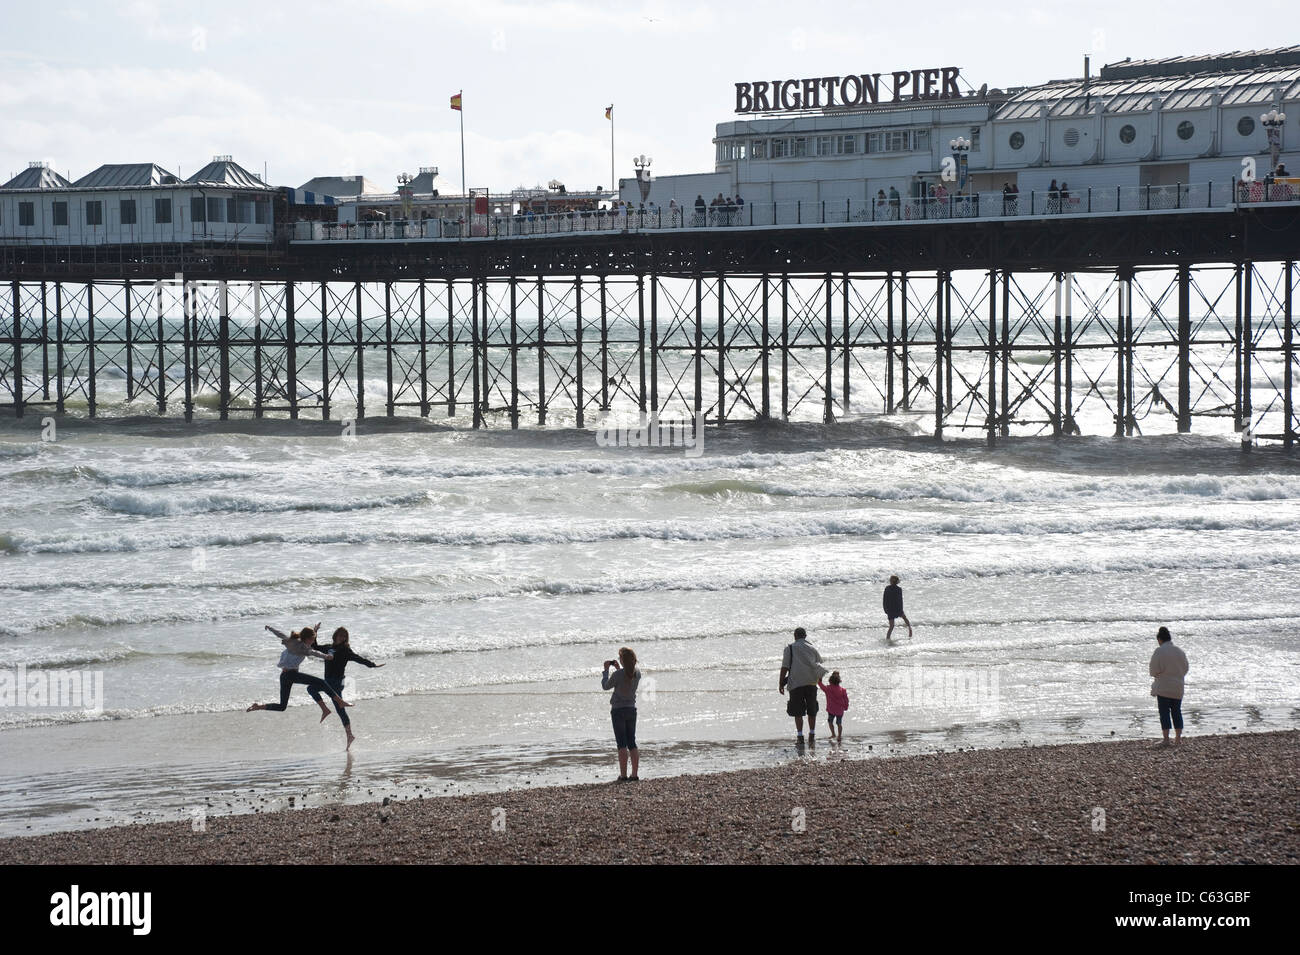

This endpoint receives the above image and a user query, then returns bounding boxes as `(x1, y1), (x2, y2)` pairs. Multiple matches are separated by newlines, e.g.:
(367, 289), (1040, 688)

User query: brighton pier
(1, 196), (1296, 448)
(3, 46), (1299, 448)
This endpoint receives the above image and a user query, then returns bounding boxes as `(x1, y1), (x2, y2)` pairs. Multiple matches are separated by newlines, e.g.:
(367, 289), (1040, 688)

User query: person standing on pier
(1149, 626), (1189, 747)
(779, 627), (827, 747)
(883, 575), (912, 640)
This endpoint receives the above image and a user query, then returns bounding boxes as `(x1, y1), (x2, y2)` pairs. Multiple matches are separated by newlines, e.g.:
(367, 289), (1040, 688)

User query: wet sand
(1, 730), (1295, 864)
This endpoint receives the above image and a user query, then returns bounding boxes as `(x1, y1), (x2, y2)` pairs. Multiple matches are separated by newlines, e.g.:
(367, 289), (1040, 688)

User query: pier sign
(735, 67), (961, 113)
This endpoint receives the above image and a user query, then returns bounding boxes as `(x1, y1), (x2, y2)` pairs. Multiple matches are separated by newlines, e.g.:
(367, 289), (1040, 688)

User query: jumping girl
(246, 624), (352, 742)
(317, 626), (383, 750)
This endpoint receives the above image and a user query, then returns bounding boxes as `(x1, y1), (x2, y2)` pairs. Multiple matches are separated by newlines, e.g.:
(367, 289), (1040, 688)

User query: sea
(1, 296), (1298, 838)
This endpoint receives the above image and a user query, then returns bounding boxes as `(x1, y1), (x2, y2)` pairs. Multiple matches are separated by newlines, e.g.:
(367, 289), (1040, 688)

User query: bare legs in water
(886, 614), (913, 640)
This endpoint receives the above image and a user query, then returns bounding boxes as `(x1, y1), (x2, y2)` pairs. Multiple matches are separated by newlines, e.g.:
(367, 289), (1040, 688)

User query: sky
(0, 0), (1291, 193)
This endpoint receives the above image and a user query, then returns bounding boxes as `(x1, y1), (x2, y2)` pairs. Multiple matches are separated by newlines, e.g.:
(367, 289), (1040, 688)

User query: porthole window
(1063, 128), (1080, 147)
(1237, 115), (1255, 136)
(1177, 120), (1195, 140)
(1009, 131), (1025, 150)
(1119, 124), (1136, 144)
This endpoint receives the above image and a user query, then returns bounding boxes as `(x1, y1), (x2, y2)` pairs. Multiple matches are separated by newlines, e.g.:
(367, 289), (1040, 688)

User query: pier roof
(996, 62), (1300, 120)
(1100, 46), (1300, 81)
(187, 158), (272, 190)
(1, 165), (71, 190)
(72, 163), (181, 188)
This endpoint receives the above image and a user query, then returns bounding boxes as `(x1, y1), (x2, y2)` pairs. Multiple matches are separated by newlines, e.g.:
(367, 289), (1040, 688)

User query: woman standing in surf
(317, 627), (383, 750)
(601, 647), (641, 782)
(246, 624), (352, 743)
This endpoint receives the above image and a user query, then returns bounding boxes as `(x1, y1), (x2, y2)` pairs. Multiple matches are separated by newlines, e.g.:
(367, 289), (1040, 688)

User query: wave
(88, 465), (264, 488)
(5, 549), (1298, 638)
(0, 645), (139, 668)
(0, 573), (396, 594)
(3, 624), (1298, 729)
(660, 478), (772, 496)
(6, 505), (1297, 555)
(3, 463), (265, 488)
(738, 473), (1300, 505)
(375, 449), (840, 481)
(89, 488), (435, 517)
(0, 443), (41, 459)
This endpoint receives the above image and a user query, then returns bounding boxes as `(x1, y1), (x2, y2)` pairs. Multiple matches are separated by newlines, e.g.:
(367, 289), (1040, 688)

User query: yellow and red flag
(451, 93), (463, 111)
(605, 104), (613, 120)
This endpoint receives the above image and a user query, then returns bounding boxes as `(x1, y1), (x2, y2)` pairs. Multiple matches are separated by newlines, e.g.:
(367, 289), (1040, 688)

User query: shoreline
(2, 729), (1295, 864)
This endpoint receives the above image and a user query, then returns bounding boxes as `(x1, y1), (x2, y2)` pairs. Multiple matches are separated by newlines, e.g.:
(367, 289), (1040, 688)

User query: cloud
(0, 59), (677, 190)
(347, 0), (719, 35)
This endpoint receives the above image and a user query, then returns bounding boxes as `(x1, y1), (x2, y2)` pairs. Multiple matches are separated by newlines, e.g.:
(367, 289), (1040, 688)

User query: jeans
(325, 676), (350, 727)
(612, 707), (637, 750)
(1157, 695), (1183, 732)
(263, 669), (332, 711)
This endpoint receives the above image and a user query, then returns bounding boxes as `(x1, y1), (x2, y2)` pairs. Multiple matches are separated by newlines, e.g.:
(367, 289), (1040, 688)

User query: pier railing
(293, 180), (1297, 243)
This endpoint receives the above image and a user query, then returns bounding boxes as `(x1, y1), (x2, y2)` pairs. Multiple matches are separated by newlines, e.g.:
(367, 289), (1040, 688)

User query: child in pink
(818, 671), (849, 742)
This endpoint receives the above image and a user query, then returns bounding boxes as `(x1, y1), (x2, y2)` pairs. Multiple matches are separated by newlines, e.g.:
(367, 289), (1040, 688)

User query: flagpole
(459, 90), (467, 229)
(609, 106), (615, 196)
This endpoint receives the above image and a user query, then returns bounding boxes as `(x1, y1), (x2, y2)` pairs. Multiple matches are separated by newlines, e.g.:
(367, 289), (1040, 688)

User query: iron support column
(1177, 263), (1191, 433)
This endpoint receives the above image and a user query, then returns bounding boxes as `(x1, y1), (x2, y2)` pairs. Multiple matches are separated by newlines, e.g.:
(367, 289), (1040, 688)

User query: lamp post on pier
(1262, 109), (1286, 176)
(949, 136), (971, 193)
(633, 154), (653, 204)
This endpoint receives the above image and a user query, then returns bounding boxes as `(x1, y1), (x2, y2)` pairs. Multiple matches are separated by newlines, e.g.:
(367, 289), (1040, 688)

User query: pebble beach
(3, 730), (1295, 865)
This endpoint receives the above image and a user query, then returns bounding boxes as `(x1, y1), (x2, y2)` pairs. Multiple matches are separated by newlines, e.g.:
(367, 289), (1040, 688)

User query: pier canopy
(998, 48), (1300, 120)
(187, 158), (273, 190)
(72, 163), (182, 188)
(1, 164), (71, 191)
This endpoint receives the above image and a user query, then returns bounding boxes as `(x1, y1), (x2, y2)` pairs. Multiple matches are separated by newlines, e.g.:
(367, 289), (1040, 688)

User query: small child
(818, 671), (849, 742)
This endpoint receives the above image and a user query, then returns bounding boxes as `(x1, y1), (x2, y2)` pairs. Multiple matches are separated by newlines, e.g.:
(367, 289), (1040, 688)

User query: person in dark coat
(318, 626), (384, 749)
(883, 575), (912, 640)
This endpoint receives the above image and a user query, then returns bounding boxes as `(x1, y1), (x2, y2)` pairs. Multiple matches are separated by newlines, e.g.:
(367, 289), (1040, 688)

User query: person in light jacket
(1149, 626), (1189, 747)
(602, 647), (641, 781)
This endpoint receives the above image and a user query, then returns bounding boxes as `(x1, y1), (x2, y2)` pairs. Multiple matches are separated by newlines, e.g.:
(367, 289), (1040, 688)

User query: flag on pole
(605, 104), (613, 120)
(451, 93), (463, 111)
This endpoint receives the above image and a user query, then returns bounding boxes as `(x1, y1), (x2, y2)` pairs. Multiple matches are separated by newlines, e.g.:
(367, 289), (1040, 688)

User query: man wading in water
(779, 627), (827, 748)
